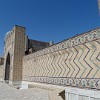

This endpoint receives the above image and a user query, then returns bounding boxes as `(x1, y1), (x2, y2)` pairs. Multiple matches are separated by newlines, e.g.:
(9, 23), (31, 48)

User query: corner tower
(4, 25), (26, 85)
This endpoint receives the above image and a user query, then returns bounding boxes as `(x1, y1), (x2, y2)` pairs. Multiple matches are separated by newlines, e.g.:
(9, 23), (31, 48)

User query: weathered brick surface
(4, 25), (26, 82)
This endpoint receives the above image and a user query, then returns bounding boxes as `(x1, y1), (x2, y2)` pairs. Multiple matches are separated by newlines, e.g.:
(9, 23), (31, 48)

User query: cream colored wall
(0, 65), (4, 81)
(22, 28), (100, 89)
(4, 29), (15, 81)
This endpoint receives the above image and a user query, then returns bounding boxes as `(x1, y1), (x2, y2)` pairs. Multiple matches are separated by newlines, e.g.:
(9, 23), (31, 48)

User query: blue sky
(0, 0), (100, 56)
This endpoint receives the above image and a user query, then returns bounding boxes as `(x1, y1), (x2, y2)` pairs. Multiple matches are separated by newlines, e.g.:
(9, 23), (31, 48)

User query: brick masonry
(4, 25), (26, 83)
(1, 26), (100, 89)
(22, 28), (100, 89)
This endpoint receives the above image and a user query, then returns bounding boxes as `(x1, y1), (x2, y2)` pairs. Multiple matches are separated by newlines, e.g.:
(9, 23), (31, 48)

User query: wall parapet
(23, 28), (100, 60)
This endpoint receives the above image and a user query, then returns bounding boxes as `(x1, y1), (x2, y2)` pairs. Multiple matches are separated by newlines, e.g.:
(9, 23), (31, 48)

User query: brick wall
(0, 65), (4, 81)
(4, 25), (26, 83)
(22, 28), (100, 89)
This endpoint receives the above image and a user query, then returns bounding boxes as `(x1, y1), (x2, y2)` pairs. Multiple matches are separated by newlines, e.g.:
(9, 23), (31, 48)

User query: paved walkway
(0, 82), (49, 100)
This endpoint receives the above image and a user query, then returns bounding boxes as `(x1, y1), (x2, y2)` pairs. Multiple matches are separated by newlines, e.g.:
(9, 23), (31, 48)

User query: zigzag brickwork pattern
(23, 28), (100, 89)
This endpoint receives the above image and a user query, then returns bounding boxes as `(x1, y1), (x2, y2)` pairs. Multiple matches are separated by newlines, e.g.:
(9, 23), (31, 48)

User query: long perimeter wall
(22, 28), (100, 89)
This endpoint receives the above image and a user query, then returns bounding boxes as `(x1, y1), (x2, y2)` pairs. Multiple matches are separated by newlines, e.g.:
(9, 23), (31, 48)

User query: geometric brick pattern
(23, 28), (100, 89)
